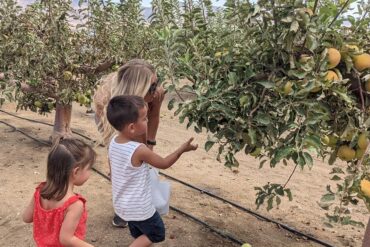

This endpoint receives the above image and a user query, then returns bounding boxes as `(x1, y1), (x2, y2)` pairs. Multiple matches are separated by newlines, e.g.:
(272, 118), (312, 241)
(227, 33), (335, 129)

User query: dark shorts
(128, 211), (165, 243)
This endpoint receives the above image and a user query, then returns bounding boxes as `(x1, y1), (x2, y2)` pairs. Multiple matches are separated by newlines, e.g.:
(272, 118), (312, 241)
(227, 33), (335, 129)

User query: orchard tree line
(1, 0), (370, 236)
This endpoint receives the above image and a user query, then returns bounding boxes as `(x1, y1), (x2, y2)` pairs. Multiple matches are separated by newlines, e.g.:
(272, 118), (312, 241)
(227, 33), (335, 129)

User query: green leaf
(281, 16), (293, 23)
(166, 84), (176, 93)
(267, 196), (274, 211)
(331, 175), (341, 181)
(288, 69), (307, 79)
(276, 187), (284, 196)
(304, 135), (321, 148)
(318, 200), (333, 210)
(239, 95), (250, 107)
(321, 193), (335, 202)
(302, 152), (313, 168)
(296, 152), (306, 167)
(290, 20), (299, 32)
(328, 149), (338, 165)
(204, 140), (215, 152)
(194, 125), (202, 133)
(364, 117), (370, 129)
(283, 159), (288, 166)
(255, 80), (275, 89)
(248, 129), (257, 145)
(295, 81), (315, 96)
(332, 88), (353, 104)
(324, 222), (334, 228)
(330, 167), (344, 174)
(274, 146), (293, 162)
(276, 195), (281, 206)
(305, 34), (318, 52)
(255, 113), (271, 125)
(259, 159), (268, 169)
(285, 189), (293, 201)
(168, 98), (176, 110)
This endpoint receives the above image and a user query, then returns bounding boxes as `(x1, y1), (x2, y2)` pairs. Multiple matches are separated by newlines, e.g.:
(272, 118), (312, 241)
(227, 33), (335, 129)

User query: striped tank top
(108, 137), (156, 221)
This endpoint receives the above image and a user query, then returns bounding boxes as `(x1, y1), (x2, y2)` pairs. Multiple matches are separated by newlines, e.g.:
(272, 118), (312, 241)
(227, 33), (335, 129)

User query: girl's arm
(132, 138), (198, 169)
(22, 196), (34, 223)
(59, 200), (94, 247)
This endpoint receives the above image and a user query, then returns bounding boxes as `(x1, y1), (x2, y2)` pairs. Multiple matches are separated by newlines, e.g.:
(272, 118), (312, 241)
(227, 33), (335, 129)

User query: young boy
(106, 95), (198, 246)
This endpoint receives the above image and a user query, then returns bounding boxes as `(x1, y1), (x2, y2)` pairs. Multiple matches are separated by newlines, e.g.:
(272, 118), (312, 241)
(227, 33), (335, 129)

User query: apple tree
(0, 0), (151, 140)
(154, 0), (370, 241)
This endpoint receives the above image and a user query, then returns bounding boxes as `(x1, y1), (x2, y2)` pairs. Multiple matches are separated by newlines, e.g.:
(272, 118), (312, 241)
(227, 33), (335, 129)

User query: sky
(141, 0), (226, 7)
(18, 0), (227, 8)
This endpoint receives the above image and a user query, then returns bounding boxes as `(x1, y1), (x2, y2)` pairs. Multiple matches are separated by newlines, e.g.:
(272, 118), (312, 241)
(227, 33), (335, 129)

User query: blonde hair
(94, 59), (155, 145)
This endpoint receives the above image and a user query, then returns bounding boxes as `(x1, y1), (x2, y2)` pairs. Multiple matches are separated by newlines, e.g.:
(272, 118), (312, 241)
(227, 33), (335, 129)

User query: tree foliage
(1, 0), (370, 226)
(153, 0), (370, 226)
(0, 0), (151, 137)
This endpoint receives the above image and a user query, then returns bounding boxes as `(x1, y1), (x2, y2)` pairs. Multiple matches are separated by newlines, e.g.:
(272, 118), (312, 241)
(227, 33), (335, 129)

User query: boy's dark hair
(107, 95), (146, 131)
(41, 138), (96, 201)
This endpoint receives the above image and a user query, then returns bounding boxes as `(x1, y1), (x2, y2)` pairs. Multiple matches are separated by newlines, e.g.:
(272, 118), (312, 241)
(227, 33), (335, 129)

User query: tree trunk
(363, 217), (370, 247)
(52, 103), (72, 142)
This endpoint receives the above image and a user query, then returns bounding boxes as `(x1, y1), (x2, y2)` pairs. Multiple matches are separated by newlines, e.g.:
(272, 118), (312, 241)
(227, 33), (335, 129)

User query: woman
(93, 59), (165, 227)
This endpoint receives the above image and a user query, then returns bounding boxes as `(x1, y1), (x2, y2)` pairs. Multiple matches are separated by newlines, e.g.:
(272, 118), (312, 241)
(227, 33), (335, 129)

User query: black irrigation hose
(0, 119), (244, 246)
(0, 109), (335, 247)
(0, 118), (110, 184)
(0, 120), (51, 146)
(160, 172), (266, 221)
(91, 167), (111, 181)
(0, 109), (93, 141)
(159, 172), (334, 247)
(169, 206), (243, 245)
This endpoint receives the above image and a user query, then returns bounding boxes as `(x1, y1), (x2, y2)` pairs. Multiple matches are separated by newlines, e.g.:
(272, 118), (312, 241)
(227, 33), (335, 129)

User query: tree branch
(20, 82), (58, 99)
(354, 72), (365, 112)
(283, 164), (298, 188)
(312, 0), (319, 14)
(320, 0), (351, 41)
(328, 0), (351, 28)
(249, 88), (267, 117)
(79, 60), (115, 74)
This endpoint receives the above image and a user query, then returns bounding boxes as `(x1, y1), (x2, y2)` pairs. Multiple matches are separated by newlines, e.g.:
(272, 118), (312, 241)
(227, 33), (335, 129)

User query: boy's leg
(128, 212), (165, 244)
(134, 212), (165, 243)
(129, 235), (152, 247)
(112, 214), (127, 228)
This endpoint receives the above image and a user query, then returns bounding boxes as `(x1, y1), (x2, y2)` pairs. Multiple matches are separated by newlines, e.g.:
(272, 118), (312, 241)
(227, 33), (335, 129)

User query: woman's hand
(146, 86), (165, 144)
(144, 86), (165, 103)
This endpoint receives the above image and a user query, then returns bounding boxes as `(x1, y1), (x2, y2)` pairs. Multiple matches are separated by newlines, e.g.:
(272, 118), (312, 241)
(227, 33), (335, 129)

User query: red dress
(33, 183), (87, 247)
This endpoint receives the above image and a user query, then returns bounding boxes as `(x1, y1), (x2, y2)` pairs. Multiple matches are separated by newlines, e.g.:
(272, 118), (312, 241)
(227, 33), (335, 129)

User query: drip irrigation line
(169, 206), (243, 245)
(0, 109), (93, 141)
(92, 167), (111, 181)
(0, 119), (244, 246)
(0, 109), (335, 247)
(159, 172), (334, 247)
(0, 118), (110, 184)
(0, 120), (50, 146)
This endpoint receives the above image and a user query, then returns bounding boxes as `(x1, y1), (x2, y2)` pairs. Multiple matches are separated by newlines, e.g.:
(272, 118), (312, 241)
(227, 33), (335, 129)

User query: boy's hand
(181, 137), (198, 153)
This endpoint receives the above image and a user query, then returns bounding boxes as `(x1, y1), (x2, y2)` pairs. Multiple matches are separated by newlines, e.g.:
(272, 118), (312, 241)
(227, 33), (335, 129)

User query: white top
(108, 137), (156, 221)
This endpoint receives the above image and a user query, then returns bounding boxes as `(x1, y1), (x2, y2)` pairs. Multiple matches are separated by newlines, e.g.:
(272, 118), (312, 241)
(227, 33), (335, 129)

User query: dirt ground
(0, 98), (368, 247)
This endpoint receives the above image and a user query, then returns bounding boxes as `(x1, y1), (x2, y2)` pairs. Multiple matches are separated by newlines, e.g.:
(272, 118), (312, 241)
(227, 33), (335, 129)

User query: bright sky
(19, 0), (227, 8)
(141, 0), (226, 7)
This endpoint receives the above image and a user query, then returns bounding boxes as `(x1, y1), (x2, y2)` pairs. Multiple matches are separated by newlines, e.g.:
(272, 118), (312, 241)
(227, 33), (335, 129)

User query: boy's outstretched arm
(22, 196), (35, 223)
(133, 137), (198, 169)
